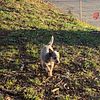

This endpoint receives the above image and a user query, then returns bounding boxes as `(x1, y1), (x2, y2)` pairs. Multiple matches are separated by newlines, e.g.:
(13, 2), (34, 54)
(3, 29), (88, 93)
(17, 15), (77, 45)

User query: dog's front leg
(49, 62), (54, 76)
(45, 64), (52, 76)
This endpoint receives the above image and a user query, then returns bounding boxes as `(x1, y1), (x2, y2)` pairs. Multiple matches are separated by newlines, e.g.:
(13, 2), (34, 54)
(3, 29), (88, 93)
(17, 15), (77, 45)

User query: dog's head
(49, 49), (60, 64)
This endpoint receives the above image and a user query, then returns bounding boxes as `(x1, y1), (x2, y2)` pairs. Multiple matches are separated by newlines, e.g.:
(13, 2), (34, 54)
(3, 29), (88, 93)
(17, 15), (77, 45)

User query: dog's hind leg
(40, 60), (44, 68)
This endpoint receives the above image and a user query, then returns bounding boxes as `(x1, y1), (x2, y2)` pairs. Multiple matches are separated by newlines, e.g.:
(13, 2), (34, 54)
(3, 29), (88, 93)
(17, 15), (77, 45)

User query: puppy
(40, 36), (60, 76)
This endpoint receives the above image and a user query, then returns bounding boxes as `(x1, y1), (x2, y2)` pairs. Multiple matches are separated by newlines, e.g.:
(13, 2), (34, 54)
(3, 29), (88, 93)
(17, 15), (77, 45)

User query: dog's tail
(48, 35), (54, 46)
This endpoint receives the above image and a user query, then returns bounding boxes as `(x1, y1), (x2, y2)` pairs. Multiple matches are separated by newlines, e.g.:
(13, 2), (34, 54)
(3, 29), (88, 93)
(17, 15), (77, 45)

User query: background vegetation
(0, 0), (100, 100)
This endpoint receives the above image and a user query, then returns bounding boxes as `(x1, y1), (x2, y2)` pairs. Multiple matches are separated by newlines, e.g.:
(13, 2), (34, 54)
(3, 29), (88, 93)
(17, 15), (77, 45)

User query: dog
(40, 36), (60, 76)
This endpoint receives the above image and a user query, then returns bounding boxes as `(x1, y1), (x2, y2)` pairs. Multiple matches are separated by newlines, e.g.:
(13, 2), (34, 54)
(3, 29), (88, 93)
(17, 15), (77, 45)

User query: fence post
(79, 0), (83, 21)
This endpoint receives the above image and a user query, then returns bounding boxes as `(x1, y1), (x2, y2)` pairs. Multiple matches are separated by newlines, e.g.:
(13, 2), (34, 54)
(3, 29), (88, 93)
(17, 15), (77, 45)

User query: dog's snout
(56, 60), (58, 63)
(56, 60), (60, 64)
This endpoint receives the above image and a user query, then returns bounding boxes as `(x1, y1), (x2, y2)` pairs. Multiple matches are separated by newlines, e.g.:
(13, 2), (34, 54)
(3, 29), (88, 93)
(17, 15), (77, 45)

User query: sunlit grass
(0, 0), (100, 100)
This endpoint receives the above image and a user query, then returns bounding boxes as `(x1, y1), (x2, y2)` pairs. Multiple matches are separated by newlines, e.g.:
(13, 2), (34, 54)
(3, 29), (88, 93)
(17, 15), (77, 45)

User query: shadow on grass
(0, 28), (100, 46)
(0, 28), (100, 71)
(0, 28), (100, 99)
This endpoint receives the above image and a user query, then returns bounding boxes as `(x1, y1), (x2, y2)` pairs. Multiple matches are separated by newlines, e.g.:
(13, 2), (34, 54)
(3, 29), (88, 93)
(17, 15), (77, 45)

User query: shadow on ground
(0, 28), (100, 100)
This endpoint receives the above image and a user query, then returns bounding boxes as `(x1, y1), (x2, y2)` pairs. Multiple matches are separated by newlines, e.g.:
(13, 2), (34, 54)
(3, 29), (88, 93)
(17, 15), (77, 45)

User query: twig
(0, 87), (24, 98)
(51, 88), (59, 93)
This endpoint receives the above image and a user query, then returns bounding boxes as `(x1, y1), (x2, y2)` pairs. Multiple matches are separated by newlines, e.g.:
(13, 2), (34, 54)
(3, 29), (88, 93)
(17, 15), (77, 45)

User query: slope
(0, 0), (100, 100)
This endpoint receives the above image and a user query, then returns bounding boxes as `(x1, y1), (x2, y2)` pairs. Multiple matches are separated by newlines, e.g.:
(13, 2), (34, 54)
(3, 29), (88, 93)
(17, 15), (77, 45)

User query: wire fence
(45, 0), (100, 27)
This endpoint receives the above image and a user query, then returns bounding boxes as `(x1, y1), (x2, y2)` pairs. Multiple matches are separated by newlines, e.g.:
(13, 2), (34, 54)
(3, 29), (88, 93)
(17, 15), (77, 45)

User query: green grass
(0, 0), (100, 100)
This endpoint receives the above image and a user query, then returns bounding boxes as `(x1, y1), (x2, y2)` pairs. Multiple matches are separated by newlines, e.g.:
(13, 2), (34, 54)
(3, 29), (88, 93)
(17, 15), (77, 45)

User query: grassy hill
(0, 0), (100, 100)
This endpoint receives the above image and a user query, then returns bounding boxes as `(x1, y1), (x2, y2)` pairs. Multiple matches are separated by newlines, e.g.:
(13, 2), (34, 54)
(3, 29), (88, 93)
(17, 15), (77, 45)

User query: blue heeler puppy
(40, 36), (60, 76)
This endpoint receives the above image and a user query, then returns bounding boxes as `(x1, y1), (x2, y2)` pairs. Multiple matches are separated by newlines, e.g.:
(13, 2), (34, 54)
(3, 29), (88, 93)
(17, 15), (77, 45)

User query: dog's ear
(53, 48), (58, 52)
